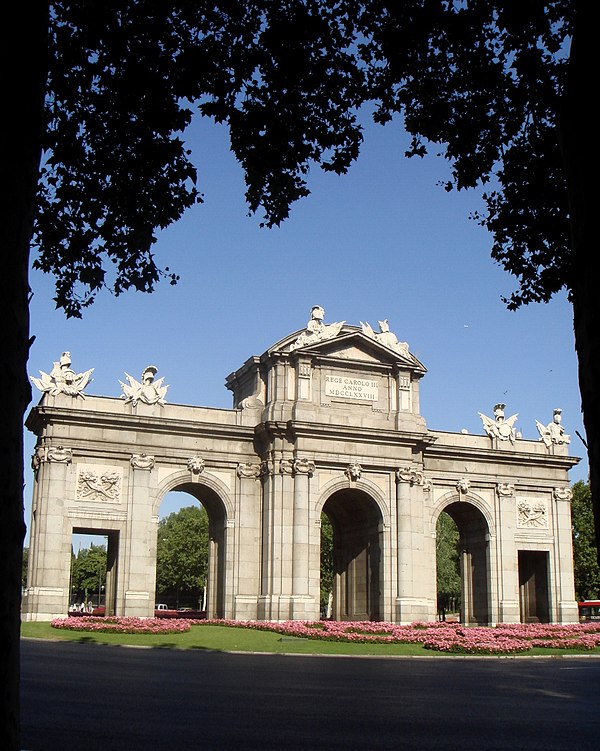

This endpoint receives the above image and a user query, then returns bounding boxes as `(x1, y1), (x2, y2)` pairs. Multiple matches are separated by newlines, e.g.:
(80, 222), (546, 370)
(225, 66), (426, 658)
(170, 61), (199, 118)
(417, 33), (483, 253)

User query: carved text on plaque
(325, 375), (378, 401)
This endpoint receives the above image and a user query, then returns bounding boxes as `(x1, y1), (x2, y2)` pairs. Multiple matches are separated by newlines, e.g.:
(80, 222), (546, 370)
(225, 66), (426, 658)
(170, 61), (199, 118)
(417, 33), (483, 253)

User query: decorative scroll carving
(396, 466), (427, 487)
(120, 365), (168, 407)
(30, 352), (93, 398)
(478, 403), (518, 444)
(536, 409), (571, 448)
(279, 459), (295, 475)
(360, 319), (410, 357)
(236, 462), (262, 479)
(32, 445), (73, 470)
(293, 458), (315, 476)
(76, 465), (122, 503)
(187, 456), (205, 475)
(260, 460), (275, 477)
(289, 306), (345, 351)
(239, 395), (263, 410)
(497, 483), (515, 498)
(345, 461), (363, 481)
(48, 446), (73, 464)
(517, 499), (548, 528)
(554, 487), (573, 502)
(130, 453), (155, 471)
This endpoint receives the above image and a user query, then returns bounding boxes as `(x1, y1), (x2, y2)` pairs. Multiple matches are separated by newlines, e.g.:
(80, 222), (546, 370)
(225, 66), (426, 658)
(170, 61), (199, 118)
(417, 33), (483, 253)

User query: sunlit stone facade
(23, 308), (579, 624)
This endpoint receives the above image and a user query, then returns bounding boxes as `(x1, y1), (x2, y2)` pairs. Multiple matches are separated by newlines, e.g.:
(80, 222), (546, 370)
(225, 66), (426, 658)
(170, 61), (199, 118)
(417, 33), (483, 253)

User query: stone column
(495, 483), (520, 623)
(552, 486), (579, 623)
(395, 465), (436, 623)
(290, 458), (317, 620)
(122, 453), (156, 617)
(22, 446), (73, 621)
(233, 462), (262, 620)
(257, 455), (295, 620)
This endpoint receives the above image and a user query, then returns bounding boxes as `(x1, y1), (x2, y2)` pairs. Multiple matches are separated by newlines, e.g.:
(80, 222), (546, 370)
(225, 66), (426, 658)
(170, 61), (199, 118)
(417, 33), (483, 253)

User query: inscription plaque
(325, 374), (379, 401)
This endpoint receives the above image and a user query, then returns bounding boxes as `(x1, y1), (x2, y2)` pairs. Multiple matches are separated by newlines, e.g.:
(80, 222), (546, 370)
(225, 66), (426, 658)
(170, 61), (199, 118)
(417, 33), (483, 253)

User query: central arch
(322, 488), (383, 622)
(157, 482), (228, 619)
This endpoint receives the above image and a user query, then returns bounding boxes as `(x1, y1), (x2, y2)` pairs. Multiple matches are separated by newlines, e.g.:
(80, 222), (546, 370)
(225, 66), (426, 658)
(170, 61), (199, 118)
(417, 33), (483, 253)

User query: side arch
(432, 489), (494, 626)
(153, 469), (235, 521)
(431, 489), (496, 538)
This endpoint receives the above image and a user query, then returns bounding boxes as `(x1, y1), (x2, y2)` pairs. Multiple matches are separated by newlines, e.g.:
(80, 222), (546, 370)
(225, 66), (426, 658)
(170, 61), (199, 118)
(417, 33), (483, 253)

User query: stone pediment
(292, 329), (426, 373)
(270, 325), (426, 375)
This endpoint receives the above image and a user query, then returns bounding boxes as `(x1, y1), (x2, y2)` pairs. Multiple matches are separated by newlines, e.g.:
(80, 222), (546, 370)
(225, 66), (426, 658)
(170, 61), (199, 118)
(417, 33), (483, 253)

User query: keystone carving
(456, 478), (470, 496)
(187, 456), (205, 475)
(345, 461), (363, 481)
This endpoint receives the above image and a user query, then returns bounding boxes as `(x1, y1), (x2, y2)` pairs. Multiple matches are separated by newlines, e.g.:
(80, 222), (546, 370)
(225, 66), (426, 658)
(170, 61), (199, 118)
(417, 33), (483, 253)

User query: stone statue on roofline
(361, 319), (410, 356)
(536, 408), (570, 448)
(30, 351), (94, 398)
(289, 305), (345, 351)
(478, 403), (519, 444)
(120, 365), (168, 407)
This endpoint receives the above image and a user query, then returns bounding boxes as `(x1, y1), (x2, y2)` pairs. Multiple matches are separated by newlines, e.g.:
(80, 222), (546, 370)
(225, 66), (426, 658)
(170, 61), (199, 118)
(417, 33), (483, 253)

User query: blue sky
(24, 114), (587, 542)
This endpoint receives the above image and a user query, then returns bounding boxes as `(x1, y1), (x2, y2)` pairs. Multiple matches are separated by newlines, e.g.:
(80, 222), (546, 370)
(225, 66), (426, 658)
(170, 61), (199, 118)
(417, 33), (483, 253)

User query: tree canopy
(156, 504), (209, 608)
(35, 1), (576, 317)
(571, 481), (600, 601)
(4, 2), (594, 748)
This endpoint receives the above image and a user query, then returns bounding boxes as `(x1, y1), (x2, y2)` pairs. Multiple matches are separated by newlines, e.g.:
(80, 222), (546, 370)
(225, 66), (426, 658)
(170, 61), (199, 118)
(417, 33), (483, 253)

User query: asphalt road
(21, 639), (600, 750)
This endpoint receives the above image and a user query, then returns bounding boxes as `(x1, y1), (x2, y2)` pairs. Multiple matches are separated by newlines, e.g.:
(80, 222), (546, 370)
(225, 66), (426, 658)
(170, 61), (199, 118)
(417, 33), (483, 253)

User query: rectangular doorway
(518, 550), (550, 623)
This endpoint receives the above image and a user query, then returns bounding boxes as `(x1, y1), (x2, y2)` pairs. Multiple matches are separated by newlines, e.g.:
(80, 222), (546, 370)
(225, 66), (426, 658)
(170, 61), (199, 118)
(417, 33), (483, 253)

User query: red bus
(578, 601), (600, 622)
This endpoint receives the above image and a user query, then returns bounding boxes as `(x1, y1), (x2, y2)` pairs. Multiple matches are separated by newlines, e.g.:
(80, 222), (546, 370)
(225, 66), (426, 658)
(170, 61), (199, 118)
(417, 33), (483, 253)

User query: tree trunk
(560, 2), (598, 554)
(1, 4), (49, 748)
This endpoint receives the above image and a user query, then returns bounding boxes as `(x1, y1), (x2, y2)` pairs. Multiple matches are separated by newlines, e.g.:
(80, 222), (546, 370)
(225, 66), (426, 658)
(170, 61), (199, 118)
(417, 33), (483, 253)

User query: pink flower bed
(199, 618), (600, 654)
(50, 616), (600, 653)
(51, 616), (191, 634)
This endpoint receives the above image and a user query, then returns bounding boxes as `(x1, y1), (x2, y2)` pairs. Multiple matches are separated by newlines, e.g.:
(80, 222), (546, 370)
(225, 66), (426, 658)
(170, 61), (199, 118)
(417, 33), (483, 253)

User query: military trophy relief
(30, 352), (93, 399)
(120, 365), (168, 407)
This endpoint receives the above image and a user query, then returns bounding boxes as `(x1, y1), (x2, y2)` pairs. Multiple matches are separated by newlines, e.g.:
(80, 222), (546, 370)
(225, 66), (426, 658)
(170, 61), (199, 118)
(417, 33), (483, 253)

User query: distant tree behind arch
(156, 505), (209, 609)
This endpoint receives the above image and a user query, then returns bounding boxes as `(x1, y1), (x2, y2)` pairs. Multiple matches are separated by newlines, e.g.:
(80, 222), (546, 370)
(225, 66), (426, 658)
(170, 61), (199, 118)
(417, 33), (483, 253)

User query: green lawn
(20, 622), (431, 655)
(20, 621), (600, 657)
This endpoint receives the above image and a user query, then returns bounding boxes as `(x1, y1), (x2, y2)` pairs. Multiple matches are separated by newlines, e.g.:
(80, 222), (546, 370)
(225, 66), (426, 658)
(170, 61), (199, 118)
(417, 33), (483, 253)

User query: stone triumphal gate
(23, 307), (580, 625)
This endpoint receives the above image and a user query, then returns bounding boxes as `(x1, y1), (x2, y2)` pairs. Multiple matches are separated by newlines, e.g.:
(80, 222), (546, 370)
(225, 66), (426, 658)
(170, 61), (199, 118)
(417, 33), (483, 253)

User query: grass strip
(21, 622), (600, 657)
